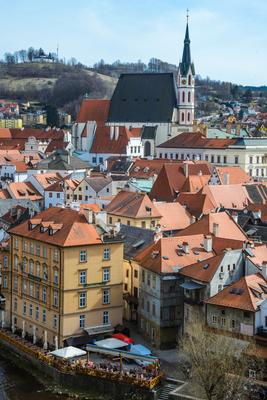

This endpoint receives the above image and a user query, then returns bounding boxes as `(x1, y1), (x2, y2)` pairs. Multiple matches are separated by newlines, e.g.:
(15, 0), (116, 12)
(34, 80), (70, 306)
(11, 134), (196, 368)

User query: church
(73, 19), (195, 165)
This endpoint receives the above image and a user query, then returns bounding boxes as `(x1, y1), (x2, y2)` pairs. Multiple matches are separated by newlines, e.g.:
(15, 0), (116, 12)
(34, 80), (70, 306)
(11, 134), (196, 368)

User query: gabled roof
(180, 253), (225, 283)
(201, 184), (251, 210)
(35, 150), (89, 171)
(175, 211), (247, 241)
(120, 224), (154, 260)
(106, 190), (161, 219)
(107, 73), (177, 123)
(129, 159), (181, 179)
(213, 166), (251, 185)
(91, 126), (131, 155)
(157, 132), (237, 149)
(9, 207), (101, 247)
(76, 99), (110, 123)
(84, 176), (112, 193)
(176, 192), (216, 218)
(8, 182), (43, 201)
(32, 173), (63, 189)
(205, 274), (267, 312)
(154, 202), (191, 232)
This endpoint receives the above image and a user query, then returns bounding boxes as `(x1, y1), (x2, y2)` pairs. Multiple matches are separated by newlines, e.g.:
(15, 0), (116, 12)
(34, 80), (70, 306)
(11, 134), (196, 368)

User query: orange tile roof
(8, 182), (42, 201)
(0, 189), (11, 199)
(129, 159), (181, 179)
(246, 204), (267, 223)
(135, 234), (215, 274)
(158, 132), (237, 149)
(80, 203), (101, 212)
(76, 99), (110, 123)
(154, 202), (191, 231)
(205, 273), (267, 312)
(9, 207), (101, 247)
(176, 192), (216, 218)
(91, 125), (131, 154)
(32, 173), (63, 189)
(245, 244), (267, 268)
(201, 184), (250, 210)
(175, 211), (247, 241)
(106, 190), (161, 219)
(214, 166), (252, 185)
(180, 253), (225, 283)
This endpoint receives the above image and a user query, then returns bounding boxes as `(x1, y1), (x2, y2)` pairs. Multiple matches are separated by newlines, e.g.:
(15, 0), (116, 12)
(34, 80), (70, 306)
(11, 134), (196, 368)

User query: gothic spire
(179, 11), (195, 76)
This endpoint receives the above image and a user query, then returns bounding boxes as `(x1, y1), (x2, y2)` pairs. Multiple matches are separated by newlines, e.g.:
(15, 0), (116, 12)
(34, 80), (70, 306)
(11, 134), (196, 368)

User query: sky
(0, 0), (266, 85)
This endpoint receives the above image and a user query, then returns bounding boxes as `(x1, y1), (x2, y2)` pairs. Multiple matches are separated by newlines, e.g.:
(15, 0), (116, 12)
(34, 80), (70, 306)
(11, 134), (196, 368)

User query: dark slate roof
(110, 160), (133, 174)
(245, 185), (264, 204)
(35, 150), (90, 171)
(120, 224), (154, 260)
(141, 126), (158, 140)
(179, 22), (195, 76)
(107, 73), (177, 123)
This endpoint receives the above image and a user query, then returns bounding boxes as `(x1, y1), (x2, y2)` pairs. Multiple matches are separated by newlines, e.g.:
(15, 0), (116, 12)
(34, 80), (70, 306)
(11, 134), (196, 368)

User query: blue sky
(0, 0), (266, 85)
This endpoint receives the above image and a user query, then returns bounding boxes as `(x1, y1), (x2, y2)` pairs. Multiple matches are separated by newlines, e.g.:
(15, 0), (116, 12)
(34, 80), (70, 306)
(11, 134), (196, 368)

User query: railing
(0, 329), (162, 390)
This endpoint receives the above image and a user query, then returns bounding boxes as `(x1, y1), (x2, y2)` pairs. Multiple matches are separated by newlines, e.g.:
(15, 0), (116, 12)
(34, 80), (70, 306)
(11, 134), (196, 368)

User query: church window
(181, 112), (185, 122)
(189, 75), (192, 85)
(188, 92), (191, 102)
(182, 92), (185, 102)
(188, 113), (190, 122)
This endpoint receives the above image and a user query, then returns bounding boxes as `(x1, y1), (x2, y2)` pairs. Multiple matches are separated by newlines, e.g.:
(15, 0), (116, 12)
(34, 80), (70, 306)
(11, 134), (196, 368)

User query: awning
(95, 338), (129, 349)
(65, 334), (89, 347)
(180, 281), (206, 290)
(84, 324), (113, 336)
(50, 346), (86, 359)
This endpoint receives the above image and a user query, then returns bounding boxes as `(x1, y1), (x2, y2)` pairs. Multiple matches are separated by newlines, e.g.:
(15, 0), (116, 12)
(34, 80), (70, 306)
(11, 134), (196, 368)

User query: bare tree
(180, 324), (262, 400)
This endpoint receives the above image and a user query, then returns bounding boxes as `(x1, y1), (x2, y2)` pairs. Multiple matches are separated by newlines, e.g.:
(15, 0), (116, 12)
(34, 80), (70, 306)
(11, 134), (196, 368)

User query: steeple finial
(186, 8), (189, 23)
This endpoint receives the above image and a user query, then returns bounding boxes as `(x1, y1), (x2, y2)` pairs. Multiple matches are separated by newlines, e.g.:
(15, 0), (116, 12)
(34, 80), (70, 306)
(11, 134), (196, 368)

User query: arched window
(188, 92), (191, 102)
(144, 141), (151, 157)
(188, 75), (192, 85)
(188, 113), (191, 122)
(182, 92), (185, 103)
(181, 112), (185, 122)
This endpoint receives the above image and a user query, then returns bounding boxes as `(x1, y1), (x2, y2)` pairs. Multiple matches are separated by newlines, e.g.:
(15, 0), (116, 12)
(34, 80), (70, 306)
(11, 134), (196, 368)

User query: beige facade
(108, 214), (160, 230)
(8, 233), (123, 347)
(123, 259), (139, 322)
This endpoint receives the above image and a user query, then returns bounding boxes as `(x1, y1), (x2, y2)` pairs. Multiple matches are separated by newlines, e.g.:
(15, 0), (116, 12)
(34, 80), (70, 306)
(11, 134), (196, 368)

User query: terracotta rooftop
(76, 99), (110, 123)
(154, 202), (191, 232)
(205, 273), (267, 312)
(201, 184), (251, 210)
(244, 244), (267, 268)
(157, 132), (237, 149)
(106, 190), (161, 219)
(7, 182), (42, 201)
(32, 173), (63, 190)
(9, 207), (102, 247)
(213, 166), (252, 185)
(129, 159), (181, 179)
(180, 253), (225, 283)
(176, 192), (216, 218)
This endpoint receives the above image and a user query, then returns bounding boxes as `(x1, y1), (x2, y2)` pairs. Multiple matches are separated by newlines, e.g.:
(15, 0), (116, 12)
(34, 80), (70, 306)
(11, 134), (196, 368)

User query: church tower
(177, 14), (195, 130)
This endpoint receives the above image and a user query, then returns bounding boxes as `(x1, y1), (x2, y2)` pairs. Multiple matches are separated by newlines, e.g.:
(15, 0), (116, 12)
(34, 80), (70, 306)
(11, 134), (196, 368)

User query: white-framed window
(221, 317), (226, 326)
(29, 304), (33, 317)
(53, 315), (58, 329)
(43, 246), (47, 258)
(29, 282), (34, 297)
(3, 275), (8, 288)
(103, 289), (110, 304)
(14, 255), (18, 270)
(36, 262), (40, 277)
(22, 279), (27, 294)
(79, 270), (87, 285)
(53, 249), (59, 262)
(14, 298), (17, 311)
(212, 315), (217, 324)
(103, 268), (110, 282)
(14, 238), (18, 250)
(53, 290), (58, 307)
(79, 292), (86, 308)
(36, 245), (40, 256)
(103, 248), (110, 260)
(43, 265), (48, 281)
(3, 256), (8, 268)
(42, 309), (46, 323)
(30, 242), (34, 255)
(54, 269), (58, 285)
(14, 276), (18, 291)
(35, 306), (39, 320)
(42, 287), (47, 303)
(80, 250), (87, 263)
(23, 302), (27, 315)
(23, 241), (28, 252)
(103, 311), (109, 325)
(29, 260), (34, 275)
(80, 314), (85, 328)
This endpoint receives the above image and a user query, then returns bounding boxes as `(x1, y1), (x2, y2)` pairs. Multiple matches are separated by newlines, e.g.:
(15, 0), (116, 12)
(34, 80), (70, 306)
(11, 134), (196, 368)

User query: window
(43, 247), (47, 258)
(152, 275), (156, 289)
(228, 265), (231, 271)
(42, 287), (47, 303)
(30, 242), (34, 255)
(36, 262), (40, 277)
(3, 275), (7, 288)
(42, 309), (46, 323)
(233, 263), (236, 270)
(54, 269), (58, 285)
(147, 273), (151, 286)
(221, 317), (226, 326)
(159, 153), (162, 159)
(188, 92), (191, 102)
(103, 289), (110, 304)
(14, 255), (18, 270)
(249, 156), (253, 164)
(29, 304), (33, 317)
(182, 91), (185, 102)
(134, 287), (138, 297)
(152, 303), (156, 316)
(188, 75), (192, 85)
(3, 256), (8, 268)
(14, 275), (18, 291)
(127, 220), (130, 226)
(124, 283), (128, 291)
(29, 260), (34, 275)
(141, 221), (146, 228)
(14, 238), (18, 250)
(49, 192), (52, 198)
(103, 268), (110, 282)
(22, 280), (27, 294)
(23, 302), (27, 315)
(181, 112), (185, 122)
(142, 270), (145, 283)
(23, 241), (28, 252)
(205, 155), (209, 161)
(103, 311), (109, 325)
(234, 156), (239, 164)
(53, 290), (59, 307)
(92, 157), (97, 164)
(80, 250), (87, 263)
(220, 266), (223, 272)
(217, 155), (221, 163)
(53, 249), (59, 262)
(262, 169), (264, 177)
(57, 193), (60, 199)
(146, 300), (150, 313)
(79, 292), (86, 308)
(53, 315), (58, 329)
(80, 314), (85, 328)
(223, 156), (227, 164)
(211, 155), (214, 163)
(212, 315), (217, 324)
(36, 284), (40, 299)
(134, 270), (138, 279)
(103, 248), (110, 260)
(43, 265), (48, 280)
(231, 319), (236, 329)
(109, 217), (112, 224)
(256, 156), (260, 164)
(35, 306), (39, 320)
(14, 298), (17, 311)
(188, 113), (190, 122)
(79, 270), (87, 285)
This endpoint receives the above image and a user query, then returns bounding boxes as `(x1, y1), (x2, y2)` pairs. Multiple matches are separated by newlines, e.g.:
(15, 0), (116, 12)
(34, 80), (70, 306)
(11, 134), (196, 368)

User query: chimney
(182, 241), (190, 254)
(154, 226), (162, 243)
(110, 126), (115, 140)
(232, 212), (238, 224)
(203, 235), (212, 252)
(183, 163), (189, 178)
(223, 173), (230, 185)
(83, 208), (94, 224)
(115, 126), (119, 141)
(212, 223), (219, 236)
(261, 261), (267, 280)
(190, 215), (196, 224)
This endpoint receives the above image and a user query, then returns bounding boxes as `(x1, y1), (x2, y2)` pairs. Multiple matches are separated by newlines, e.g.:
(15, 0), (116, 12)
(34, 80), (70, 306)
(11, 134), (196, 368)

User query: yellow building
(106, 190), (161, 230)
(7, 207), (124, 348)
(0, 119), (23, 128)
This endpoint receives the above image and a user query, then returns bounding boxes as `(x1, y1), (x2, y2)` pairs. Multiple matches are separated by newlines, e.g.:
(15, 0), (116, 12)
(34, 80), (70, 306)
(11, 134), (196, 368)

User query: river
(0, 356), (67, 400)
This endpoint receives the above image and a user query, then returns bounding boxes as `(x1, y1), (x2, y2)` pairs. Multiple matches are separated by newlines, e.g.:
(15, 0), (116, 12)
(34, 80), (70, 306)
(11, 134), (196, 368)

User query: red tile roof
(154, 202), (191, 231)
(180, 253), (225, 283)
(76, 99), (110, 123)
(91, 126), (130, 154)
(8, 182), (43, 201)
(176, 192), (216, 218)
(129, 159), (181, 179)
(205, 273), (267, 312)
(9, 207), (102, 247)
(214, 166), (252, 185)
(158, 132), (237, 149)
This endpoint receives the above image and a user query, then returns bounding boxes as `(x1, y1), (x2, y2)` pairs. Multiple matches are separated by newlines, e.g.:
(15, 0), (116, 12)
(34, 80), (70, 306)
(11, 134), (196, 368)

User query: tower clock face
(182, 79), (187, 85)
